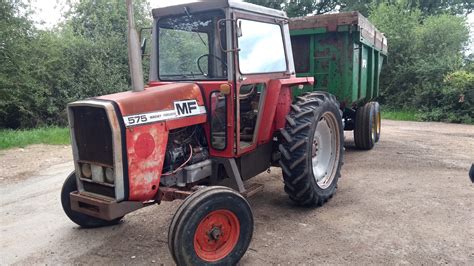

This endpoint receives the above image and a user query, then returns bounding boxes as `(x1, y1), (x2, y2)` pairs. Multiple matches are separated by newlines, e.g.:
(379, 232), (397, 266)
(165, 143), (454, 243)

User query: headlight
(105, 167), (114, 184)
(81, 163), (92, 178)
(91, 164), (104, 183)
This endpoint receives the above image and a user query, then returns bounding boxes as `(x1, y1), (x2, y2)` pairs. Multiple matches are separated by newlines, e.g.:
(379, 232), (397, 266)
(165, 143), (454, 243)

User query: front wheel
(279, 92), (344, 206)
(168, 186), (253, 265)
(61, 172), (122, 228)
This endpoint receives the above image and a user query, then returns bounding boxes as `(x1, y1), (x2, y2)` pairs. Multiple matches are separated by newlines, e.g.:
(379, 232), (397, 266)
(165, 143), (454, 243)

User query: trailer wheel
(354, 102), (376, 150)
(61, 172), (122, 228)
(279, 92), (344, 207)
(168, 186), (253, 265)
(372, 102), (381, 142)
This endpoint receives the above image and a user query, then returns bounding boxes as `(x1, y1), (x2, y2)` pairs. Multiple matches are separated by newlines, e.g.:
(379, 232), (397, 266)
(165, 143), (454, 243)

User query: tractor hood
(97, 83), (205, 118)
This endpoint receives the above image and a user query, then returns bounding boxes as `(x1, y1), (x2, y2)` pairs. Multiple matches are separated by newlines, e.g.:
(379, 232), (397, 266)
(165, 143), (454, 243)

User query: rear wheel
(354, 102), (376, 150)
(61, 172), (122, 228)
(168, 186), (253, 265)
(279, 92), (344, 206)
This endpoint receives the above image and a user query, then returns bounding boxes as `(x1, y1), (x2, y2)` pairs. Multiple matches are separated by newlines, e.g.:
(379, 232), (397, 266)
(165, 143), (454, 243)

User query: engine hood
(96, 83), (205, 117)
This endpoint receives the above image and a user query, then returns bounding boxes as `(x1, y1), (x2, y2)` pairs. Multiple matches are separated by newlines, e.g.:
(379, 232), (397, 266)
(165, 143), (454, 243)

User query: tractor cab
(148, 1), (303, 158)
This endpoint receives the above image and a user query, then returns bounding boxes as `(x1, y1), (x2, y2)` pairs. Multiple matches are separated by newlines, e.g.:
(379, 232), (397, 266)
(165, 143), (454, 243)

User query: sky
(30, 0), (474, 53)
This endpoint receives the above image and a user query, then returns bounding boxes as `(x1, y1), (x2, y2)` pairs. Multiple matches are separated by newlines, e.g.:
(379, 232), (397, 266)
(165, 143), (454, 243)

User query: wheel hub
(209, 226), (222, 241)
(311, 112), (340, 189)
(193, 209), (240, 262)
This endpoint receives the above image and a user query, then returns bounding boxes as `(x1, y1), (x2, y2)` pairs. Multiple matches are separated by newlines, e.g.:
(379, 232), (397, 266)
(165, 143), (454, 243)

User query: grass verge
(0, 127), (70, 150)
(382, 109), (421, 121)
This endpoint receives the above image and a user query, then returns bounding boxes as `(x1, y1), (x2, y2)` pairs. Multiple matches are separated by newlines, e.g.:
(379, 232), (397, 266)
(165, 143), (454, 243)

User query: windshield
(158, 11), (227, 81)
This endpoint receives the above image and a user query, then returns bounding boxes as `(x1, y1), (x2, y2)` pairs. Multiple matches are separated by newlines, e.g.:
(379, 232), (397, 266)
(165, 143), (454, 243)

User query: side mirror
(139, 27), (152, 57)
(141, 38), (147, 57)
(236, 20), (242, 37)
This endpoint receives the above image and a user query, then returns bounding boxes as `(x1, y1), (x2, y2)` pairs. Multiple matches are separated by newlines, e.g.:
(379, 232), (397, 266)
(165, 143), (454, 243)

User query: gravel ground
(1, 119), (473, 265)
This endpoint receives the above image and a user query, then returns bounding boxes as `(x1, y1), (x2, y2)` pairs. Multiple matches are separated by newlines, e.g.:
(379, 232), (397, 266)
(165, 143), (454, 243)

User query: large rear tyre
(61, 172), (122, 228)
(279, 92), (344, 207)
(354, 102), (376, 150)
(168, 186), (253, 266)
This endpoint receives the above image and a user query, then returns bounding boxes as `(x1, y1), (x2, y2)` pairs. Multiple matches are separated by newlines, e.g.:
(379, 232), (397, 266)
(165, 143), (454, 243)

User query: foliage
(0, 0), (150, 128)
(381, 109), (421, 121)
(418, 70), (474, 123)
(1, 0), (473, 129)
(0, 126), (69, 149)
(245, 0), (339, 17)
(245, 0), (473, 17)
(369, 3), (471, 123)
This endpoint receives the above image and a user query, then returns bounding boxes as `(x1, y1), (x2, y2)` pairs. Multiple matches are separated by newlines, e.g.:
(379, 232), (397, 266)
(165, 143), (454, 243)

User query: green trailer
(289, 12), (388, 150)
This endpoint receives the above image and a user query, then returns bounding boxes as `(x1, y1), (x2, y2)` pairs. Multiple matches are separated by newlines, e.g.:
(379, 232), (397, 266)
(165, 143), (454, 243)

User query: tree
(369, 3), (471, 122)
(245, 0), (341, 17)
(0, 0), (151, 128)
(245, 0), (473, 17)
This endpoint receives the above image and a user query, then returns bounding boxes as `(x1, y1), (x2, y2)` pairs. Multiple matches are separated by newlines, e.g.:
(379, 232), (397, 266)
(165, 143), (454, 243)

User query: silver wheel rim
(311, 112), (340, 189)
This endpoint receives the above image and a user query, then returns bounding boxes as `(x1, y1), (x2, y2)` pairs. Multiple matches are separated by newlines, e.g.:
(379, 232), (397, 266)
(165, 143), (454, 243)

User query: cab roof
(152, 0), (287, 19)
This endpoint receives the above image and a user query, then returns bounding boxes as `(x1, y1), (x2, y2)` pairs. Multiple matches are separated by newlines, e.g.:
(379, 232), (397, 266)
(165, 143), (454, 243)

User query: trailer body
(289, 12), (388, 107)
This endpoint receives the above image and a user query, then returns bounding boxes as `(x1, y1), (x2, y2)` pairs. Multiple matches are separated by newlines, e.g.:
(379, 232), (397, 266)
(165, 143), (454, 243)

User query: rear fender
(257, 77), (314, 143)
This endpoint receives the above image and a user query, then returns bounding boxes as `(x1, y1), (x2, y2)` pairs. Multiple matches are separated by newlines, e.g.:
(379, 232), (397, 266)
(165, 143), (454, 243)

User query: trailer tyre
(279, 92), (344, 207)
(354, 102), (376, 150)
(168, 186), (253, 266)
(61, 172), (122, 228)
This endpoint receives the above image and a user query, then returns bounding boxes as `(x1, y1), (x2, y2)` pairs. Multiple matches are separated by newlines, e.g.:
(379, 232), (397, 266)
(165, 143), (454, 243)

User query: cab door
(233, 12), (290, 156)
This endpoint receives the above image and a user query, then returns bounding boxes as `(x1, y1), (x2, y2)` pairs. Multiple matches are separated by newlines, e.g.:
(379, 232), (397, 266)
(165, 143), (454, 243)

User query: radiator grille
(71, 106), (114, 166)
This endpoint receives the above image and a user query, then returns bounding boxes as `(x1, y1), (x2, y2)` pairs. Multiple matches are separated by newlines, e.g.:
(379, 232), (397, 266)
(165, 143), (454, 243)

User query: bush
(369, 3), (471, 123)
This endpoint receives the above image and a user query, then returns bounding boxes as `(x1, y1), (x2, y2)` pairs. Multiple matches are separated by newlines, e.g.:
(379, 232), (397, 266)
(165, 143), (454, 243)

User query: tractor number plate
(123, 100), (206, 127)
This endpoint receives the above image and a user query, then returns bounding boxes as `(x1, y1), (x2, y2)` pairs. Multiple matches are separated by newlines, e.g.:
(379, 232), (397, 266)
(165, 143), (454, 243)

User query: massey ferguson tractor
(61, 1), (386, 265)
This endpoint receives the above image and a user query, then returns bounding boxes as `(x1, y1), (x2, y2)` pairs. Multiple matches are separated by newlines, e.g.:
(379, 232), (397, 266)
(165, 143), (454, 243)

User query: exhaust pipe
(126, 0), (144, 92)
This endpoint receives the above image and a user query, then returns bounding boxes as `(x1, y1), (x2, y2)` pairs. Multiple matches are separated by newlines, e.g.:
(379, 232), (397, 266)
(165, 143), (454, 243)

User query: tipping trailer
(290, 12), (388, 149)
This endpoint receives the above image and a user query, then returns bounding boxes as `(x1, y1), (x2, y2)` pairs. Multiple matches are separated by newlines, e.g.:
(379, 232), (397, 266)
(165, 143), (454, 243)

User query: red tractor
(61, 1), (344, 265)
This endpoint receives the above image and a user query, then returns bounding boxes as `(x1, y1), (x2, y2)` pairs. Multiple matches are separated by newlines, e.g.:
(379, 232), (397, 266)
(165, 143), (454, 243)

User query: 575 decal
(126, 115), (148, 126)
(123, 100), (206, 127)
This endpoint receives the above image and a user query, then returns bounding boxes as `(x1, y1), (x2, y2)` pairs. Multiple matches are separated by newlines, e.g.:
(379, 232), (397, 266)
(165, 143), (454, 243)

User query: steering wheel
(197, 54), (227, 77)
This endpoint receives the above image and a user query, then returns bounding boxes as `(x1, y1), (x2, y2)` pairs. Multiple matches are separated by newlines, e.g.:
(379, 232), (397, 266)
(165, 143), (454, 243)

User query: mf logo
(174, 100), (199, 117)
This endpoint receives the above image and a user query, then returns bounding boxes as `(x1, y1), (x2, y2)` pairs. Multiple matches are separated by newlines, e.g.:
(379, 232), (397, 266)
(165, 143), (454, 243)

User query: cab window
(237, 19), (286, 74)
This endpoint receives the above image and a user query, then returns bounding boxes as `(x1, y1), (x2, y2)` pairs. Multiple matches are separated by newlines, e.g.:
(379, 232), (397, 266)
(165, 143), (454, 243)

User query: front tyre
(61, 172), (122, 228)
(279, 92), (344, 206)
(168, 186), (253, 266)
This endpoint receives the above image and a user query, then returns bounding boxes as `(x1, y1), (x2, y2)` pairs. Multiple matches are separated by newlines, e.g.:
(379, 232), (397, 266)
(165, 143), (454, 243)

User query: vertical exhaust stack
(126, 0), (144, 92)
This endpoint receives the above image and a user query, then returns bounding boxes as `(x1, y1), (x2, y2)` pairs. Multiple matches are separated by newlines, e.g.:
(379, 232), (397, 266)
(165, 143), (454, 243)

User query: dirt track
(1, 120), (473, 264)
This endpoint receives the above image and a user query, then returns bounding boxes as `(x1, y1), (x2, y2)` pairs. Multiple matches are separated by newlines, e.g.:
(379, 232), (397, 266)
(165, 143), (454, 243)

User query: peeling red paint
(126, 123), (168, 201)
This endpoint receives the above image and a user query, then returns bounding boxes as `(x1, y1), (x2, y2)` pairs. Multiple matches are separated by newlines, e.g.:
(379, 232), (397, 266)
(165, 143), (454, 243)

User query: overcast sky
(30, 0), (473, 53)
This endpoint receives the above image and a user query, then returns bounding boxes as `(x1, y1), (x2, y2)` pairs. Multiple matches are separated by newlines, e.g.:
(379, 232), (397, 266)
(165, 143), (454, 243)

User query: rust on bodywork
(126, 122), (168, 201)
(70, 191), (144, 220)
(155, 187), (193, 202)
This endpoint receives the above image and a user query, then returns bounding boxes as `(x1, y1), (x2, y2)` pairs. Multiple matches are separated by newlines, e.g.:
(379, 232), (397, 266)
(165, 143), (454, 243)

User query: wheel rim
(193, 209), (240, 262)
(376, 108), (381, 137)
(371, 109), (378, 142)
(312, 112), (340, 189)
